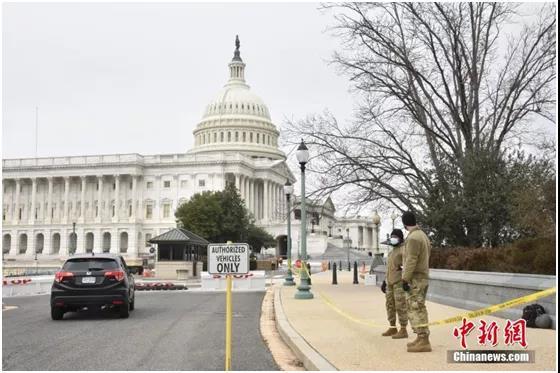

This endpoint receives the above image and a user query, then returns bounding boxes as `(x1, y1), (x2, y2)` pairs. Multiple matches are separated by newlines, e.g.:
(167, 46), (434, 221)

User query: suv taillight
(55, 271), (74, 283)
(104, 270), (125, 282)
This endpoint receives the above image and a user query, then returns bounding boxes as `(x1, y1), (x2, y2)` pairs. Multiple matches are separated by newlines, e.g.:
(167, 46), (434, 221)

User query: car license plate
(82, 277), (96, 284)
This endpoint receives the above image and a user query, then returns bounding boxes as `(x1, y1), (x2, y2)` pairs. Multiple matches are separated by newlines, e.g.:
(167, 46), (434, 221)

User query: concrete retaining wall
(373, 266), (556, 329)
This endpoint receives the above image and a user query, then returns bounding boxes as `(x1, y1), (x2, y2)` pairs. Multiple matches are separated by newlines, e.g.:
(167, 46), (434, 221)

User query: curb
(273, 286), (338, 371)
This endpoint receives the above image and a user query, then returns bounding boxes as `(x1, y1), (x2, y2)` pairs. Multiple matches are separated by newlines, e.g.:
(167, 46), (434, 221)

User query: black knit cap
(402, 211), (417, 227)
(390, 229), (404, 242)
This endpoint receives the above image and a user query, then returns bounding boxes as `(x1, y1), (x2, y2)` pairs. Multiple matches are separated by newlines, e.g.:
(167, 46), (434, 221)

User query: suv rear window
(63, 258), (119, 271)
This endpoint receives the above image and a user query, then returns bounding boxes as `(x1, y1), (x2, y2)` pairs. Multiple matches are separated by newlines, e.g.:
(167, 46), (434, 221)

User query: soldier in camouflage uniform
(401, 211), (432, 353)
(381, 229), (408, 339)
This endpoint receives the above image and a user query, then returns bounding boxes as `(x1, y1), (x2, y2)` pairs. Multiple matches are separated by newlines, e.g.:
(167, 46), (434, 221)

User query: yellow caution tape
(316, 286), (557, 329)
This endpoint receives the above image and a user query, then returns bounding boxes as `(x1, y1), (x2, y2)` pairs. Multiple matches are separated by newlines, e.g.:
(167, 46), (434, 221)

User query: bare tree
(283, 2), (556, 246)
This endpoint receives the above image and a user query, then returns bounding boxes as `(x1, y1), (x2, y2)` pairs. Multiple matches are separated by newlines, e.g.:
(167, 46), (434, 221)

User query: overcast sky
(2, 2), (355, 159)
(1, 2), (554, 236)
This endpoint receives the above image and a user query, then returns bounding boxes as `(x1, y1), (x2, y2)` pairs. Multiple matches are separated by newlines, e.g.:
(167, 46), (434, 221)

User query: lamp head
(296, 139), (310, 165)
(372, 211), (381, 225)
(284, 179), (294, 196)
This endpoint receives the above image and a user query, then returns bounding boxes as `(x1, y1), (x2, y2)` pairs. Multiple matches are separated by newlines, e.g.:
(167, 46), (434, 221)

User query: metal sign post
(207, 242), (250, 371)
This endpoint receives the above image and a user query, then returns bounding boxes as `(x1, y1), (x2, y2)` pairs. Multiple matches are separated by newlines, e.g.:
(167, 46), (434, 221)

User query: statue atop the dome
(232, 35), (242, 61)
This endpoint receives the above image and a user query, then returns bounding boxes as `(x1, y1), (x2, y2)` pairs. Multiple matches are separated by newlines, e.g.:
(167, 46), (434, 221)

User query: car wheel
(51, 306), (64, 320)
(119, 301), (130, 318)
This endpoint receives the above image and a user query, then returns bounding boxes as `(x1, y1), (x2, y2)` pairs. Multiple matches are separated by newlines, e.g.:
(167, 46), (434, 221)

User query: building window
(250, 133), (253, 142)
(3, 208), (6, 221)
(112, 205), (115, 217)
(163, 180), (171, 188)
(220, 132), (224, 142)
(235, 132), (239, 142)
(130, 182), (133, 190)
(257, 133), (260, 143)
(198, 180), (205, 187)
(113, 183), (116, 190)
(146, 181), (153, 189)
(214, 133), (217, 142)
(228, 132), (231, 142)
(243, 132), (246, 142)
(19, 208), (22, 220)
(181, 180), (188, 188)
(129, 204), (132, 217)
(145, 233), (152, 247)
(95, 205), (99, 217)
(96, 182), (99, 190)
(146, 205), (153, 219)
(163, 204), (171, 218)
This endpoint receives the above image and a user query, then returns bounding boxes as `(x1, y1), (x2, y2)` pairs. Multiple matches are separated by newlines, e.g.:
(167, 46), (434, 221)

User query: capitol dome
(190, 36), (285, 160)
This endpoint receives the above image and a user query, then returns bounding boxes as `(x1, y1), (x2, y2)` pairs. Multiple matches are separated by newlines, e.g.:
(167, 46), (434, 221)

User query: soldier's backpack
(522, 303), (546, 327)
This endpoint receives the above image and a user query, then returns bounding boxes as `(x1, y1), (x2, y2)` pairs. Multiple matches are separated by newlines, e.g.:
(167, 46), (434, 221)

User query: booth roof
(148, 228), (210, 245)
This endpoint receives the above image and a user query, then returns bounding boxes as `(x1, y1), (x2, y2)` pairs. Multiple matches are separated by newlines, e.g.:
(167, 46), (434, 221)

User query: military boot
(407, 335), (432, 352)
(407, 335), (421, 347)
(381, 327), (397, 337)
(392, 326), (408, 339)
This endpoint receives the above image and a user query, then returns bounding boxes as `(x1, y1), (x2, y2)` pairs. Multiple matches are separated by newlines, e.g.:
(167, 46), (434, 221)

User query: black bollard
(328, 261), (331, 270)
(339, 260), (342, 271)
(347, 261), (351, 271)
(332, 262), (338, 284)
(353, 261), (359, 284)
(307, 263), (312, 285)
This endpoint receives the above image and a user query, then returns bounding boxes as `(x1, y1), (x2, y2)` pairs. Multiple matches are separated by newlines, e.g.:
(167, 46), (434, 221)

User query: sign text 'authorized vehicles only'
(207, 243), (249, 275)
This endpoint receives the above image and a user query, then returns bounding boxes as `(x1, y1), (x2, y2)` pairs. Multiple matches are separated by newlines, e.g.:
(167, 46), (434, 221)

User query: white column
(80, 177), (86, 223)
(46, 177), (54, 224)
(113, 174), (120, 222)
(248, 179), (254, 215)
(13, 179), (21, 224)
(263, 180), (269, 222)
(63, 177), (70, 223)
(29, 178), (37, 224)
(235, 174), (241, 192)
(96, 175), (103, 223)
(131, 175), (137, 221)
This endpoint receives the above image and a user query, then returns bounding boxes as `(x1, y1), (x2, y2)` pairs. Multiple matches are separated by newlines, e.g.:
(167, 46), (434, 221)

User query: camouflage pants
(385, 280), (408, 327)
(405, 277), (430, 336)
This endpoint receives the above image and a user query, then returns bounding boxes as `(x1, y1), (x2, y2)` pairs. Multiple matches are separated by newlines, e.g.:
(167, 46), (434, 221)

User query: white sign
(365, 274), (377, 286)
(207, 243), (250, 275)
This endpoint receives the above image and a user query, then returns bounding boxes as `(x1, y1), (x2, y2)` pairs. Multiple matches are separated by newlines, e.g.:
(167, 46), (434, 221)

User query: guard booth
(149, 228), (210, 280)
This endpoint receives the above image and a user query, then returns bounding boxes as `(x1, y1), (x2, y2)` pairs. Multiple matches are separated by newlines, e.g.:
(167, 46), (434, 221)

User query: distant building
(2, 38), (294, 266)
(2, 38), (379, 270)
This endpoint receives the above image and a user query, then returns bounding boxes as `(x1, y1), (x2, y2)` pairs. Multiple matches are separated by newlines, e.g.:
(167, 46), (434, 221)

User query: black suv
(50, 254), (135, 320)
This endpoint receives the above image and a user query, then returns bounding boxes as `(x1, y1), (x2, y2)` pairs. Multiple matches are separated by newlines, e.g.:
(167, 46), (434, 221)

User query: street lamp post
(294, 139), (313, 299)
(283, 180), (296, 286)
(346, 227), (350, 268)
(371, 211), (384, 267)
(391, 211), (398, 230)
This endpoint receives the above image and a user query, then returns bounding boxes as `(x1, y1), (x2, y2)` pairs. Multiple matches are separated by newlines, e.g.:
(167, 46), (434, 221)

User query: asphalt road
(2, 291), (278, 371)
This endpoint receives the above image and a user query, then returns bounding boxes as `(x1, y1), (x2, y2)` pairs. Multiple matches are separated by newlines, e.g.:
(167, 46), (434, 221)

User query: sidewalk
(277, 271), (556, 371)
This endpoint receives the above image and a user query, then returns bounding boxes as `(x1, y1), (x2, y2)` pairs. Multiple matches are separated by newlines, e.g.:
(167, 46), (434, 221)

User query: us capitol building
(2, 38), (382, 268)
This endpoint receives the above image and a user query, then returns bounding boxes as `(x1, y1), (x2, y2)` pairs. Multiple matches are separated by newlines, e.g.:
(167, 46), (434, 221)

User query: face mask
(390, 237), (400, 246)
